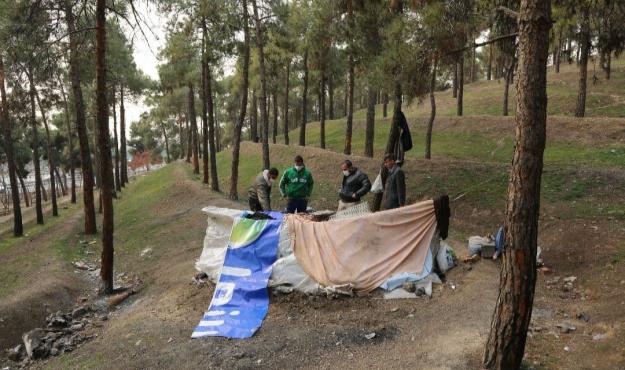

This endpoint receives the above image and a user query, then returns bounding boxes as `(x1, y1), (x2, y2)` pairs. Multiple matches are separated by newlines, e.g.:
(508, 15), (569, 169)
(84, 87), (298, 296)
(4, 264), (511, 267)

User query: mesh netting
(329, 201), (372, 221)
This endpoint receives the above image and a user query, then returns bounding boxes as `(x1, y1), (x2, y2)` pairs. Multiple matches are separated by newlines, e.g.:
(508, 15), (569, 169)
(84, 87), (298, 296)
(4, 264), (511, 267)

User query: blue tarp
(192, 211), (283, 339)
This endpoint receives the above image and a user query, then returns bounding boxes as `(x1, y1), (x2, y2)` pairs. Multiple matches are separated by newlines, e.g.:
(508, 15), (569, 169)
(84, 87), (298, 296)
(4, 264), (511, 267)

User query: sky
(121, 1), (165, 135)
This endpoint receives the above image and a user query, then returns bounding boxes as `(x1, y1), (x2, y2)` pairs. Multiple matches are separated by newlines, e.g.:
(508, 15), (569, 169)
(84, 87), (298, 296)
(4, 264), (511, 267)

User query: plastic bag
(371, 171), (383, 193)
(436, 241), (456, 273)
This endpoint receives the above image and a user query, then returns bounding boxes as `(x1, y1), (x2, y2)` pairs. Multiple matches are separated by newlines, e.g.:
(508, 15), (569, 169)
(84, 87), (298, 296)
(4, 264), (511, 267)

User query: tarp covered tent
(192, 199), (452, 338)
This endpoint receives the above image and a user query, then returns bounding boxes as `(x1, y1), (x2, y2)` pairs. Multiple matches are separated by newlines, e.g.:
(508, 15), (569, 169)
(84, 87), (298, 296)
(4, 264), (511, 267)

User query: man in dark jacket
(382, 153), (406, 210)
(338, 160), (371, 211)
(248, 168), (279, 211)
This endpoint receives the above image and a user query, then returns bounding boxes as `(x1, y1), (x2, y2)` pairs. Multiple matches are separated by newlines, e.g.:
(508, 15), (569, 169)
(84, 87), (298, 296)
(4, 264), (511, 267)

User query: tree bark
(328, 79), (334, 120)
(382, 91), (388, 118)
(555, 27), (562, 73)
(54, 167), (67, 197)
(453, 61), (458, 98)
(230, 0), (250, 200)
(65, 1), (96, 233)
(32, 82), (59, 217)
(483, 1), (551, 368)
(188, 82), (200, 174)
(425, 57), (437, 160)
(344, 34), (354, 155)
(252, 0), (270, 169)
(272, 92), (278, 144)
(605, 51), (611, 80)
(299, 48), (309, 147)
(575, 6), (590, 118)
(0, 57), (22, 236)
(27, 66), (44, 225)
(201, 18), (210, 185)
(112, 87), (121, 192)
(503, 65), (513, 116)
(372, 79), (402, 212)
(283, 62), (290, 145)
(96, 0), (115, 294)
(457, 55), (464, 116)
(58, 73), (77, 203)
(206, 63), (219, 191)
(364, 87), (376, 158)
(251, 90), (258, 142)
(119, 85), (128, 186)
(161, 123), (171, 163)
(18, 174), (30, 207)
(319, 71), (326, 149)
(487, 43), (493, 80)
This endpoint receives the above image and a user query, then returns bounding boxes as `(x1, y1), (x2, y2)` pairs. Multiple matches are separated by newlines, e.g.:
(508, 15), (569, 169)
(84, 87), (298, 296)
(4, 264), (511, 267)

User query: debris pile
(4, 305), (104, 366)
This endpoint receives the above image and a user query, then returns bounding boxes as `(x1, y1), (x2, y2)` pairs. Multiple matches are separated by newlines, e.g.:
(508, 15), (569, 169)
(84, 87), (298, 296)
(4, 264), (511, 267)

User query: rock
(364, 333), (376, 340)
(576, 312), (590, 322)
(389, 307), (399, 313)
(402, 281), (416, 293)
(563, 276), (577, 284)
(556, 322), (576, 333)
(563, 346), (570, 352)
(72, 306), (89, 319)
(50, 348), (59, 356)
(592, 333), (606, 341)
(22, 329), (49, 359)
(71, 322), (85, 331)
(415, 287), (426, 296)
(47, 312), (69, 328)
(7, 344), (25, 362)
(72, 261), (91, 270)
(140, 248), (152, 257)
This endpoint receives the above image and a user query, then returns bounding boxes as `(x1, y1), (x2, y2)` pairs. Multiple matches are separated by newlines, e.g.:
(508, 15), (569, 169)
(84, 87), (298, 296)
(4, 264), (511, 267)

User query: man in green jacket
(279, 155), (314, 213)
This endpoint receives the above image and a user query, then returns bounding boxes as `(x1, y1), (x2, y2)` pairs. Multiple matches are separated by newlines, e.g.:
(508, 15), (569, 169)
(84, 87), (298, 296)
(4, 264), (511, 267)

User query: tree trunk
(27, 66), (44, 225)
(344, 8), (355, 156)
(251, 90), (258, 142)
(54, 167), (67, 197)
(319, 71), (326, 150)
(364, 87), (376, 158)
(32, 84), (59, 216)
(299, 48), (309, 147)
(382, 91), (388, 118)
(161, 124), (171, 163)
(206, 63), (219, 191)
(58, 73), (77, 203)
(457, 55), (464, 116)
(575, 6), (590, 118)
(503, 65), (513, 116)
(0, 57), (22, 236)
(178, 113), (184, 160)
(201, 19), (210, 185)
(65, 1), (96, 233)
(185, 114), (192, 162)
(272, 92), (278, 144)
(96, 0), (115, 294)
(18, 174), (30, 207)
(283, 62), (290, 145)
(566, 37), (572, 64)
(372, 79), (402, 212)
(425, 57), (437, 160)
(328, 79), (334, 120)
(252, 0), (270, 169)
(555, 27), (562, 73)
(230, 0), (250, 200)
(40, 180), (48, 203)
(453, 61), (458, 98)
(188, 82), (200, 174)
(112, 87), (121, 192)
(605, 50), (611, 80)
(488, 43), (493, 80)
(483, 1), (551, 368)
(119, 85), (128, 186)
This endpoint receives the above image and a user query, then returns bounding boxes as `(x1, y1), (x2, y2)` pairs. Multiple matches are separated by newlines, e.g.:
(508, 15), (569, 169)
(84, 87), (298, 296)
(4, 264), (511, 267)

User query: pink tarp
(286, 199), (438, 293)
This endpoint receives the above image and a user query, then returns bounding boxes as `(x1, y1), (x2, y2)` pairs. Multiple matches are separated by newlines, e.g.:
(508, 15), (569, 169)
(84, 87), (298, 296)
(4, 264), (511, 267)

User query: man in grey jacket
(248, 168), (279, 211)
(338, 160), (371, 211)
(382, 154), (406, 210)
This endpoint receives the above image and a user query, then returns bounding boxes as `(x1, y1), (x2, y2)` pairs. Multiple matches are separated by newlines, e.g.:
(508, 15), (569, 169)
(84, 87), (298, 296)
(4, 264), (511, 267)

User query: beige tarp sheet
(286, 199), (438, 293)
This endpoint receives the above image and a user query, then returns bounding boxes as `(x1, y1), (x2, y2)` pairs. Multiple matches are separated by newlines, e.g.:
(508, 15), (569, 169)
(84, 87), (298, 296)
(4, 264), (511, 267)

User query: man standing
(279, 155), (314, 213)
(338, 160), (371, 211)
(382, 153), (406, 210)
(248, 167), (279, 211)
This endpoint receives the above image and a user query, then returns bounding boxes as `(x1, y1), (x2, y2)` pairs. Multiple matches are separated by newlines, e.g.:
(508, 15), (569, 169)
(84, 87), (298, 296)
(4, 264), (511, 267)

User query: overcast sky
(121, 1), (165, 135)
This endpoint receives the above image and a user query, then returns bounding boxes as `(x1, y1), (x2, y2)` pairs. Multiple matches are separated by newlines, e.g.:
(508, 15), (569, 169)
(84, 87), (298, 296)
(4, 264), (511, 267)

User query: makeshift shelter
(192, 198), (452, 339)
